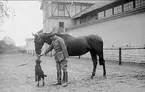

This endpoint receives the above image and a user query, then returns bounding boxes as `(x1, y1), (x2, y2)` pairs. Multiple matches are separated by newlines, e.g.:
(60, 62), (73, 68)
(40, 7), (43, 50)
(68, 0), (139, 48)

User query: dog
(35, 57), (47, 86)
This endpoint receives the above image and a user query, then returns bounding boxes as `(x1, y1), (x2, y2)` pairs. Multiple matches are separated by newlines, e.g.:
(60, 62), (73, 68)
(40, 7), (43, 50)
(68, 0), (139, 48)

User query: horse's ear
(32, 33), (35, 37)
(32, 33), (39, 38)
(38, 33), (44, 38)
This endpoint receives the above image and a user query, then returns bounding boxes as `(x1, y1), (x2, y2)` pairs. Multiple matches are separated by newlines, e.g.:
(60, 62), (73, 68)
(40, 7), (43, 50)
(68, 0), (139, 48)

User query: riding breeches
(56, 59), (67, 72)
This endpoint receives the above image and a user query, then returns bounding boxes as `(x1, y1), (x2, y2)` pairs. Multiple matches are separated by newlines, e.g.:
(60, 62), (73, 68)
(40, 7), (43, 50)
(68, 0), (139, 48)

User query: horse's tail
(98, 50), (105, 65)
(44, 75), (47, 77)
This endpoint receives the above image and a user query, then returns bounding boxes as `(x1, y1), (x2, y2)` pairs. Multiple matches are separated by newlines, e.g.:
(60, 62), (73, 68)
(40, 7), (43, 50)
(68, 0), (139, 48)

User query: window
(81, 5), (87, 11)
(98, 11), (105, 19)
(80, 16), (86, 24)
(86, 15), (91, 22)
(135, 0), (145, 8)
(124, 1), (134, 12)
(58, 4), (64, 11)
(59, 22), (64, 28)
(114, 5), (122, 14)
(58, 4), (65, 16)
(76, 19), (80, 25)
(90, 12), (98, 20)
(75, 5), (81, 14)
(105, 8), (113, 17)
(52, 3), (70, 17)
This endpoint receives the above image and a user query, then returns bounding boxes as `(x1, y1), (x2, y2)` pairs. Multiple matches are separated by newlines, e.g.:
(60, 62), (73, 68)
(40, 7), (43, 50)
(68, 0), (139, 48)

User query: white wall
(67, 12), (145, 63)
(68, 12), (145, 48)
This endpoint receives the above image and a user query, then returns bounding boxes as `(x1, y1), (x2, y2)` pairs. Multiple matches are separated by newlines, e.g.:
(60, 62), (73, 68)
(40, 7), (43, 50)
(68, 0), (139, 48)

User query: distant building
(25, 38), (35, 55)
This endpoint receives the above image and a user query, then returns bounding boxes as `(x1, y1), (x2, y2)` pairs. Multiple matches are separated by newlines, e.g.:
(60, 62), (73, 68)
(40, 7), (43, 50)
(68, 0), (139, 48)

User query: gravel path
(0, 53), (145, 92)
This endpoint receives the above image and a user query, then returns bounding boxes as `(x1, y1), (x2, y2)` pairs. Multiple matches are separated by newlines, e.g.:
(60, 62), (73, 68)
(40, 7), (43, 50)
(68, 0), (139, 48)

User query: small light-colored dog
(35, 57), (47, 86)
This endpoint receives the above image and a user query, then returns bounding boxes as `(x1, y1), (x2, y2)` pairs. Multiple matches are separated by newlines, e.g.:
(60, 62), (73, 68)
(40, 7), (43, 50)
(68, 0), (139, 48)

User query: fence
(103, 47), (145, 65)
(26, 46), (145, 65)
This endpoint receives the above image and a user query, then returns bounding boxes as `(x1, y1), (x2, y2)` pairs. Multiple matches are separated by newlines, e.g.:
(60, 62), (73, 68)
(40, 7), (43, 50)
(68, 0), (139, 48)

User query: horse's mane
(56, 33), (74, 38)
(42, 33), (74, 40)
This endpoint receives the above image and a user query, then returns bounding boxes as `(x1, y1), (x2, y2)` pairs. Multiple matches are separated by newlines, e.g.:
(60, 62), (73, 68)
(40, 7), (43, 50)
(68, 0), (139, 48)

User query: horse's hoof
(90, 76), (94, 79)
(103, 76), (106, 79)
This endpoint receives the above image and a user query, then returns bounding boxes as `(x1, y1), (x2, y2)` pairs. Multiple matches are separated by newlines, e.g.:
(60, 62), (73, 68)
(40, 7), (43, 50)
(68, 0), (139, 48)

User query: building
(41, 0), (145, 48)
(40, 0), (145, 63)
(67, 0), (145, 48)
(40, 0), (95, 55)
(25, 38), (35, 55)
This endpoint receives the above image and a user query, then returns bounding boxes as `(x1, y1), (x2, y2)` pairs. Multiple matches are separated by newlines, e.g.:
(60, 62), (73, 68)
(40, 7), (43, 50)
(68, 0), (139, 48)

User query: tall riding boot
(62, 71), (68, 87)
(54, 71), (62, 85)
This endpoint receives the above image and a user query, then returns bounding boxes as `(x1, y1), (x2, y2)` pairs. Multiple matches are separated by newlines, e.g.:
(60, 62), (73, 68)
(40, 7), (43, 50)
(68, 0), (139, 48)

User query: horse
(33, 32), (106, 79)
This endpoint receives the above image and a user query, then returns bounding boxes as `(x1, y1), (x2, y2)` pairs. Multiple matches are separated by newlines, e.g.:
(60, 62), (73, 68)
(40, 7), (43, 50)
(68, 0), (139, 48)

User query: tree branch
(0, 1), (13, 26)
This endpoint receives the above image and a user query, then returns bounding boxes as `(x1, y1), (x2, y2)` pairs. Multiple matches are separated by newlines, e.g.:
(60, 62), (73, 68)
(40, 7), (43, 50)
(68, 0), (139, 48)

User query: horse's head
(32, 32), (53, 55)
(32, 33), (45, 55)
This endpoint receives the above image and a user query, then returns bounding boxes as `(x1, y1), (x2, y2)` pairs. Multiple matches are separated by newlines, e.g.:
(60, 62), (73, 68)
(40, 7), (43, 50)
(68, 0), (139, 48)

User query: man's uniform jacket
(44, 36), (69, 61)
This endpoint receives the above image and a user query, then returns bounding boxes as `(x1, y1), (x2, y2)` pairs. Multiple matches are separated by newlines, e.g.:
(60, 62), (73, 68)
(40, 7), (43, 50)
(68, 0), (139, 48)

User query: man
(39, 34), (69, 87)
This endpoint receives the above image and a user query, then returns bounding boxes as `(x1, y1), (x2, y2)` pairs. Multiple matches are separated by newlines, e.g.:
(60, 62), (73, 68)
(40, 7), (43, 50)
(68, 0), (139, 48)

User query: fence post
(119, 47), (122, 65)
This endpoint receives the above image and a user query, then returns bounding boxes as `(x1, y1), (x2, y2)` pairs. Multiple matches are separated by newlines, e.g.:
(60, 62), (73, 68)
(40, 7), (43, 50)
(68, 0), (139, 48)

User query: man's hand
(37, 54), (45, 58)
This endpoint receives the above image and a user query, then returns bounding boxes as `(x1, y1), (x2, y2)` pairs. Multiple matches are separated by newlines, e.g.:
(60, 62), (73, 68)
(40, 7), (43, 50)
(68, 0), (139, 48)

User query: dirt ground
(0, 53), (145, 92)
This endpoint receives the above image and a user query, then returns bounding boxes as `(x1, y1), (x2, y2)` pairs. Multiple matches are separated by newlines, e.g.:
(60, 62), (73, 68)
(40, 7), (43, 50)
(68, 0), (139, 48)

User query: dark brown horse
(33, 33), (106, 79)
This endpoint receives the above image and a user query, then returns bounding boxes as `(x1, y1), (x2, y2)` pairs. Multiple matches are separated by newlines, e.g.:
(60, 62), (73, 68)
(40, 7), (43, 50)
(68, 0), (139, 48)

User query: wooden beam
(52, 4), (58, 16)
(65, 5), (71, 17)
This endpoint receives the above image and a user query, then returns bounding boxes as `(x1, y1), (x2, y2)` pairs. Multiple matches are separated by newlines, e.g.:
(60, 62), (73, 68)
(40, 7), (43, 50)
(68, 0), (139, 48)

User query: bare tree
(0, 0), (14, 26)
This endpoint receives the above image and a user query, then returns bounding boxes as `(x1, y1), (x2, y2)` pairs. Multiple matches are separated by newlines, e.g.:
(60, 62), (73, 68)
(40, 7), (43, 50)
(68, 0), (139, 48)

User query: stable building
(66, 0), (145, 48)
(40, 0), (145, 63)
(41, 0), (145, 48)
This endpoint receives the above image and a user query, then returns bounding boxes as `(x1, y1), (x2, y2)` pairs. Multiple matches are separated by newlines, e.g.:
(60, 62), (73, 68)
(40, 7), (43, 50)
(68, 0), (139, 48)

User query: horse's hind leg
(98, 52), (106, 78)
(90, 51), (97, 79)
(103, 63), (106, 79)
(37, 80), (40, 86)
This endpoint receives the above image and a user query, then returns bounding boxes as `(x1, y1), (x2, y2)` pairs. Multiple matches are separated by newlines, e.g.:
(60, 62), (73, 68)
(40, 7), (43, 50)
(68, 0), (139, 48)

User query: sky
(0, 1), (43, 46)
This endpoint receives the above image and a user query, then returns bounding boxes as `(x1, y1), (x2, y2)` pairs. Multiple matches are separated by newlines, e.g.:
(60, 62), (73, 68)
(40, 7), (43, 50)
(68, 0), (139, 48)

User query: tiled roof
(72, 0), (116, 19)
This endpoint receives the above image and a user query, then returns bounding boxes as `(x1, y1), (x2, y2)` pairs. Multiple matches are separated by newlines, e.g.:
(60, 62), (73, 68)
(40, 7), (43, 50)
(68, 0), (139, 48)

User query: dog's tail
(44, 75), (47, 77)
